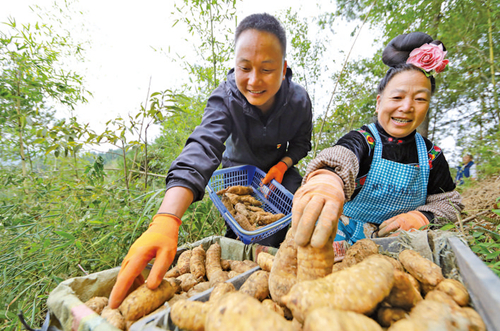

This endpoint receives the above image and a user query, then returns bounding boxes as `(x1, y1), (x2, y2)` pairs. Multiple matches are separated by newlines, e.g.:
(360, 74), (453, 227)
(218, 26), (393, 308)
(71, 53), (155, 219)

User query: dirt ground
(458, 175), (500, 230)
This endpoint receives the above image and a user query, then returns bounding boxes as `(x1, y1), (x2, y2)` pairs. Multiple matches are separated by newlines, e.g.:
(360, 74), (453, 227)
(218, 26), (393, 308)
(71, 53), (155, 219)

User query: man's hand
(262, 161), (288, 185)
(108, 214), (180, 308)
(291, 170), (345, 248)
(378, 211), (429, 237)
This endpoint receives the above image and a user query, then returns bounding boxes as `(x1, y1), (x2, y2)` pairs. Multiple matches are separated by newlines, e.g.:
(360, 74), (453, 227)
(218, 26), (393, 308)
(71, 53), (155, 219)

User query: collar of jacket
(372, 121), (418, 143)
(225, 67), (293, 120)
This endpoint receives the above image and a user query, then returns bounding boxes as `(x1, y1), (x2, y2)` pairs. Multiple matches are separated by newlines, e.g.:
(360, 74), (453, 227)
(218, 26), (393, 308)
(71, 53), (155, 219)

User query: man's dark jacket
(166, 67), (312, 202)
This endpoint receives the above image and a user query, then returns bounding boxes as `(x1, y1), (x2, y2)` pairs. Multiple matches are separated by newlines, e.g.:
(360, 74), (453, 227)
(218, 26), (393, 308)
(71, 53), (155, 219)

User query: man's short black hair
(235, 13), (286, 59)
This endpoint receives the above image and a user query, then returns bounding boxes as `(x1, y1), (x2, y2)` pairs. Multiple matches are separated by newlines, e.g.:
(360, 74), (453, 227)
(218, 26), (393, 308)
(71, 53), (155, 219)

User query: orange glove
(108, 214), (180, 308)
(292, 169), (345, 248)
(262, 161), (288, 185)
(378, 211), (429, 237)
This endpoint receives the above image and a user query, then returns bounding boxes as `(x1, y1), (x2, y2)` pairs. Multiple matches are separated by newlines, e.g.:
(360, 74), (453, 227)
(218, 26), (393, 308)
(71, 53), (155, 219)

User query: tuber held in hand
(269, 229), (298, 306)
(297, 234), (335, 281)
(282, 255), (394, 323)
(119, 279), (175, 321)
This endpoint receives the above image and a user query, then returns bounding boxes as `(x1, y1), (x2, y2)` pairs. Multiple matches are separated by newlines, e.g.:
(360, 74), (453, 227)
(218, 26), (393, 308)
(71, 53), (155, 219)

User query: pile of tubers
(85, 230), (486, 331)
(84, 242), (264, 330)
(216, 185), (285, 231)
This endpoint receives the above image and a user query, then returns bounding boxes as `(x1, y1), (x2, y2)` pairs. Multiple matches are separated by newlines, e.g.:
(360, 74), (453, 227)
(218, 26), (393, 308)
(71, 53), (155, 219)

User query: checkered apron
(335, 123), (430, 244)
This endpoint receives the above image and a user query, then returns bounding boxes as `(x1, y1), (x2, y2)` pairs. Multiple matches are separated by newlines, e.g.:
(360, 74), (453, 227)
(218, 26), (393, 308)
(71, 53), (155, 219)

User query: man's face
(376, 70), (432, 138)
(234, 29), (286, 113)
(463, 155), (472, 164)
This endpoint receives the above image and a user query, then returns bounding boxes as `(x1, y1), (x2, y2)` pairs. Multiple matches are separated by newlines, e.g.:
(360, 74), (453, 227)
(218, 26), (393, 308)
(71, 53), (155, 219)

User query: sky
(2, 0), (457, 161)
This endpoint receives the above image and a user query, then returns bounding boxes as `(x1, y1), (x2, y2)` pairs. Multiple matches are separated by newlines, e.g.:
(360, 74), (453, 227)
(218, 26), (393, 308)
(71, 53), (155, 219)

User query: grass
(0, 167), (225, 330)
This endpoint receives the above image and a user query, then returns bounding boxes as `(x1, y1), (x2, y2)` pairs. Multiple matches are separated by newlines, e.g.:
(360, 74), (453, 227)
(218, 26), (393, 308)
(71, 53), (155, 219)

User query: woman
(291, 32), (462, 248)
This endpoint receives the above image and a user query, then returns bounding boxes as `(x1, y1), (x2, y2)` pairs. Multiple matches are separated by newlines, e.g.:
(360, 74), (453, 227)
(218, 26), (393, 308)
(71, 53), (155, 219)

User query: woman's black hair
(377, 32), (447, 94)
(235, 13), (287, 60)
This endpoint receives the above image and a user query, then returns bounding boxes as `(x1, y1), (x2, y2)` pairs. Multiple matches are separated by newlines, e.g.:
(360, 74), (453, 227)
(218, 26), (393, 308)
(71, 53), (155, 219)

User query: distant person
(108, 13), (312, 308)
(291, 32), (464, 247)
(455, 154), (477, 185)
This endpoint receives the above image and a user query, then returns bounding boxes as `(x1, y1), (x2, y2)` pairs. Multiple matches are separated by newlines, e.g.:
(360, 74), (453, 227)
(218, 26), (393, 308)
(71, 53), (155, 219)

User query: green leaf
(45, 145), (58, 154)
(485, 251), (500, 260)
(0, 310), (17, 320)
(54, 230), (76, 241)
(440, 223), (455, 231)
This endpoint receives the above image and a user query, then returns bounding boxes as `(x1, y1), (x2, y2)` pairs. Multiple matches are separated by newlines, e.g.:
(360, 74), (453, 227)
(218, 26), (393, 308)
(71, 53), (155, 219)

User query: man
(108, 13), (312, 309)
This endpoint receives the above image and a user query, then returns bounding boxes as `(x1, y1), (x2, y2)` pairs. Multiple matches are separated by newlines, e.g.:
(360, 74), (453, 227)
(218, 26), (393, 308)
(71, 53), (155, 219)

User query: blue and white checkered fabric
(337, 123), (430, 244)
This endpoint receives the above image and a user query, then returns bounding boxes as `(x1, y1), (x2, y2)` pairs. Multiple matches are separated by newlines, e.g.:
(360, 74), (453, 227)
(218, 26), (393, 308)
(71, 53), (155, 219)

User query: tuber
(170, 299), (209, 331)
(84, 296), (108, 315)
(303, 307), (383, 331)
(190, 245), (206, 280)
(119, 279), (175, 321)
(239, 270), (270, 301)
(165, 250), (192, 278)
(282, 255), (394, 323)
(205, 292), (293, 331)
(209, 282), (236, 302)
(101, 306), (126, 330)
(297, 235), (335, 281)
(398, 249), (444, 287)
(435, 278), (470, 307)
(269, 229), (298, 306)
(257, 252), (275, 272)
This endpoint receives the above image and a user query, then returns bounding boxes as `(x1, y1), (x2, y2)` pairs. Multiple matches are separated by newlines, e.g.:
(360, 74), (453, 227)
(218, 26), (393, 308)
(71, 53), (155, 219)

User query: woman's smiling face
(234, 29), (286, 113)
(376, 70), (432, 138)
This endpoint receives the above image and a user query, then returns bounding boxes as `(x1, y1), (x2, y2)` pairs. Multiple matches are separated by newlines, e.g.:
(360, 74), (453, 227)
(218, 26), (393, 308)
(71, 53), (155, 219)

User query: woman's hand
(378, 211), (429, 237)
(292, 170), (345, 247)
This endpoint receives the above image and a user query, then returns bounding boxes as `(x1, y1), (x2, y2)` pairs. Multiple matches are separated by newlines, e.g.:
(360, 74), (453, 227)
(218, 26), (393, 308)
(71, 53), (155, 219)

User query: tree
(328, 0), (499, 147)
(172, 0), (238, 92)
(0, 18), (88, 176)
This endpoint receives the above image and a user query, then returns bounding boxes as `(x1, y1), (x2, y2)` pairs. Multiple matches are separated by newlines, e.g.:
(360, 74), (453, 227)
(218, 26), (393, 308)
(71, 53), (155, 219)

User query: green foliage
(172, 0), (237, 92)
(329, 0), (500, 154)
(84, 156), (106, 186)
(0, 17), (88, 176)
(148, 92), (206, 174)
(280, 9), (327, 105)
(0, 162), (224, 329)
(470, 223), (500, 276)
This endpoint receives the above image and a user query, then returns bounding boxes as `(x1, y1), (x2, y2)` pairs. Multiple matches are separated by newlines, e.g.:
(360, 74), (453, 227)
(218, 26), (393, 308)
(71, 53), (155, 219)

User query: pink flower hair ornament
(406, 43), (449, 77)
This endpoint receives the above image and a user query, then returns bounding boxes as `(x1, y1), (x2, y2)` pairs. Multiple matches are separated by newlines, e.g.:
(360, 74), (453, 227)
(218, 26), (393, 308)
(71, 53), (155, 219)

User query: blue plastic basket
(206, 165), (294, 244)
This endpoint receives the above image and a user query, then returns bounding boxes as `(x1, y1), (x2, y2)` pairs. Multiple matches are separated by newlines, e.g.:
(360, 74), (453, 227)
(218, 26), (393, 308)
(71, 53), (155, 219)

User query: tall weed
(0, 161), (223, 329)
